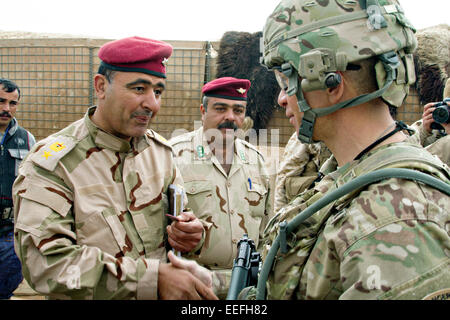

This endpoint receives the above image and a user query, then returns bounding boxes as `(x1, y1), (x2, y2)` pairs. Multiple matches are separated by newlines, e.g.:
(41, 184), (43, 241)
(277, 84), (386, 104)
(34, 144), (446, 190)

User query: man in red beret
(169, 77), (273, 298)
(13, 36), (217, 300)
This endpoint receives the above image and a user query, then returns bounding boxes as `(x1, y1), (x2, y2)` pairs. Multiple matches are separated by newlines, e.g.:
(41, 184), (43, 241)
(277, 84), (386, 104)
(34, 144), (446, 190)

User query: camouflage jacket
(407, 119), (446, 148)
(407, 121), (449, 166)
(13, 106), (186, 300)
(169, 127), (272, 297)
(274, 132), (332, 213)
(263, 142), (450, 300)
(426, 135), (450, 167)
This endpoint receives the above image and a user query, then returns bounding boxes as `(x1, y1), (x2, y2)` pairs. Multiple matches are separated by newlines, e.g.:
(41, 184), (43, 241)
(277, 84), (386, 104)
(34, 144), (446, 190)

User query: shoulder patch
(154, 131), (168, 143)
(30, 135), (77, 172)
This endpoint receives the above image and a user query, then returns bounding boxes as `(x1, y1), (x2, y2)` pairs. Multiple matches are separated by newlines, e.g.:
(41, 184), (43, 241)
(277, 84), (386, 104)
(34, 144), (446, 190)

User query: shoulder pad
(340, 143), (450, 187)
(239, 139), (263, 155)
(148, 130), (172, 149)
(238, 139), (265, 162)
(30, 135), (77, 172)
(168, 131), (195, 146)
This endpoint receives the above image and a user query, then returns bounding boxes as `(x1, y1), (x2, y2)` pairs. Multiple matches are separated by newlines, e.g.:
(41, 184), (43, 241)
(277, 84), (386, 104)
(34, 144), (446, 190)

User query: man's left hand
(167, 211), (204, 252)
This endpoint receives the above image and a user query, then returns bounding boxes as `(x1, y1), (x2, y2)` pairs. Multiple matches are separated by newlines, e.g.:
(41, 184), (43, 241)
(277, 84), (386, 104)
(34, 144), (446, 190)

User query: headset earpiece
(324, 73), (342, 88)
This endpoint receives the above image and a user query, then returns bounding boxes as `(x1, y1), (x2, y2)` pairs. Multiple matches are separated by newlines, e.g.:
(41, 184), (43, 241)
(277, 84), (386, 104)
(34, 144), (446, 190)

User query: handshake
(160, 184), (218, 300)
(158, 251), (218, 300)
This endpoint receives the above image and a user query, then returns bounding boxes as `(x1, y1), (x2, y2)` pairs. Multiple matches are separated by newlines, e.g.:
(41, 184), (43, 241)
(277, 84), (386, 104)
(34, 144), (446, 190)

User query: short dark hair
(97, 63), (116, 83)
(0, 78), (21, 100)
(202, 95), (209, 110)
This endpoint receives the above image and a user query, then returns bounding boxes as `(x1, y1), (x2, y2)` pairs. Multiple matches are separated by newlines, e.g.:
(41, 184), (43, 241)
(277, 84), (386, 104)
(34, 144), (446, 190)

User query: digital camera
(431, 98), (450, 130)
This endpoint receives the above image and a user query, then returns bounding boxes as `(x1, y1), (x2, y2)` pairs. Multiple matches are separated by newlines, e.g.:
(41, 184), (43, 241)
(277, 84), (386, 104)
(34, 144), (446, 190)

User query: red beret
(202, 77), (251, 101)
(98, 36), (173, 78)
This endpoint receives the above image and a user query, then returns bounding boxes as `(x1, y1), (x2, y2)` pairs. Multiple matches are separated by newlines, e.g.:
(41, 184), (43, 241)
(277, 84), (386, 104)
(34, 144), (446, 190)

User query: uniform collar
(194, 126), (248, 177)
(193, 126), (212, 161)
(5, 118), (18, 136)
(84, 106), (148, 153)
(0, 118), (18, 146)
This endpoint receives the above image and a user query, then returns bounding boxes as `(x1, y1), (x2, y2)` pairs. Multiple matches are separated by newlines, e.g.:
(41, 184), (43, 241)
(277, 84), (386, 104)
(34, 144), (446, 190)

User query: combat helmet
(262, 0), (417, 143)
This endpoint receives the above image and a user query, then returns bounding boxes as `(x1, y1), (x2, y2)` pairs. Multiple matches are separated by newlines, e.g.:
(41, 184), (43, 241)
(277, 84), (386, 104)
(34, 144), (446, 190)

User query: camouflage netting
(413, 24), (450, 103)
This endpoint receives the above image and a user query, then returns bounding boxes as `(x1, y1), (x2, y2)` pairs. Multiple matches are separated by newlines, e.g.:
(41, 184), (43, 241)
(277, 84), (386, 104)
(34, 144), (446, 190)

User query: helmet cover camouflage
(263, 0), (418, 107)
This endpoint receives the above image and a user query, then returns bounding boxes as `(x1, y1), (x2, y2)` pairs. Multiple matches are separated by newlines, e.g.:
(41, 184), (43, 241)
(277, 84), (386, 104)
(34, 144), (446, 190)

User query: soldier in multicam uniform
(169, 77), (272, 299)
(12, 37), (218, 300)
(252, 0), (450, 300)
(275, 101), (450, 214)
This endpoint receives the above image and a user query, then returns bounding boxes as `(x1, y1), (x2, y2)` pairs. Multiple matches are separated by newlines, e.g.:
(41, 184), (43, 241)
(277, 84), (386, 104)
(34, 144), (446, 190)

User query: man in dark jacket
(0, 78), (36, 299)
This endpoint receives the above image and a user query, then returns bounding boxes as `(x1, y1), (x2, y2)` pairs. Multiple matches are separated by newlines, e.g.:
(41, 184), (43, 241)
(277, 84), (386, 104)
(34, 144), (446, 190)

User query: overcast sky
(0, 0), (448, 41)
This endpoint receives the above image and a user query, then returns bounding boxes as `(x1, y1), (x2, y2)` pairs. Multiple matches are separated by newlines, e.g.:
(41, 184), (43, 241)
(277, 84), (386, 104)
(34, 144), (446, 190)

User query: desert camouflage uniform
(13, 106), (192, 300)
(169, 127), (272, 298)
(274, 132), (332, 213)
(263, 142), (450, 299)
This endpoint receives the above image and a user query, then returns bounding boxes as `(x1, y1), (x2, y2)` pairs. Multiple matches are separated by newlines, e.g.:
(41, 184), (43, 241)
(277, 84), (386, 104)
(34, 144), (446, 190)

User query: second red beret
(202, 77), (251, 101)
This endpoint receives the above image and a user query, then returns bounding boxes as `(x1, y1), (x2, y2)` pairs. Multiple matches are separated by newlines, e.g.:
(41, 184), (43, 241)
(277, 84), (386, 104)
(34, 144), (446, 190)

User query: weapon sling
(256, 168), (450, 300)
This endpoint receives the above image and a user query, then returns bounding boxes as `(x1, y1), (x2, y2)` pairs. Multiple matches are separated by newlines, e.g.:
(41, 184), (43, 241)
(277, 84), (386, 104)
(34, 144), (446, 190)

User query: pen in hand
(166, 213), (182, 222)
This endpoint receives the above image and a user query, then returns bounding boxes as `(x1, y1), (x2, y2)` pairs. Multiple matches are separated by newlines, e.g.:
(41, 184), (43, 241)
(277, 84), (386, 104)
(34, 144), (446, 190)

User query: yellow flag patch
(49, 142), (66, 152)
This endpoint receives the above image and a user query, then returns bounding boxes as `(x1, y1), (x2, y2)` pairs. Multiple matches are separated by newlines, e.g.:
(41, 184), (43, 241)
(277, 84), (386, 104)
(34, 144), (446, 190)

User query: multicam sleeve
(339, 220), (450, 300)
(13, 167), (160, 300)
(336, 179), (450, 300)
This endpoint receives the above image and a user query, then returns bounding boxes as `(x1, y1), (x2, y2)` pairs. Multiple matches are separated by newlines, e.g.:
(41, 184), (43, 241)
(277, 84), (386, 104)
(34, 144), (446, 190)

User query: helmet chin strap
(289, 51), (400, 144)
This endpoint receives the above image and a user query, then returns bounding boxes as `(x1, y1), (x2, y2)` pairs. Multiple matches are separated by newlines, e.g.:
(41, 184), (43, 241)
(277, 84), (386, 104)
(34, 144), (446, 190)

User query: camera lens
(432, 102), (450, 124)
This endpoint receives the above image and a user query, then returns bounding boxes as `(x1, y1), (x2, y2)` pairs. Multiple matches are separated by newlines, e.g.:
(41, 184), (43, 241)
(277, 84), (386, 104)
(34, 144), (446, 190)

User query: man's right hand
(158, 259), (218, 300)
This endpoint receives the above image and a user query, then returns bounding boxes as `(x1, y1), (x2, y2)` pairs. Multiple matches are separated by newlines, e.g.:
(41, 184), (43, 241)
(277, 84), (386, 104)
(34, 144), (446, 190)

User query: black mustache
(131, 111), (153, 118)
(217, 121), (237, 131)
(0, 112), (11, 118)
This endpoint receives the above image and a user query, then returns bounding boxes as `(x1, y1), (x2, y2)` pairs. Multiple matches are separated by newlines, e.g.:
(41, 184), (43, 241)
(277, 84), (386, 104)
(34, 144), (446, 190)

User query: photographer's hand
(422, 102), (436, 133)
(442, 101), (450, 134)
